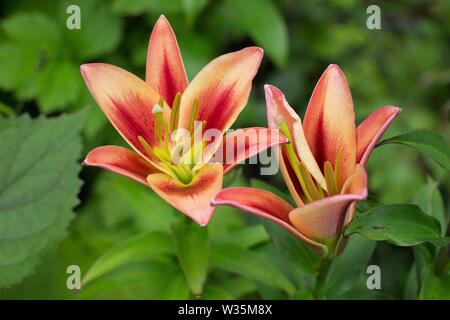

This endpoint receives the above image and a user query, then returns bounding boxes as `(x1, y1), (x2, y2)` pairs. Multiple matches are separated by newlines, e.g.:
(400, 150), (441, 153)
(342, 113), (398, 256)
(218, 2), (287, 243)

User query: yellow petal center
(138, 94), (206, 185)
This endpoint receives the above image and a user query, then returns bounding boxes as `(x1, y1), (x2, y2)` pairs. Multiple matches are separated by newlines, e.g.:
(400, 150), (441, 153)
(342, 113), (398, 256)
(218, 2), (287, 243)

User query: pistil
(136, 94), (206, 185)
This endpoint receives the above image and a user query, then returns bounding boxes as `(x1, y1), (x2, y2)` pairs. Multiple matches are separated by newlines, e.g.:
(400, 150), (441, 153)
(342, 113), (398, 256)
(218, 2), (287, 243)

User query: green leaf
(324, 235), (376, 298)
(210, 243), (296, 295)
(82, 232), (174, 285)
(219, 0), (288, 67)
(345, 204), (449, 247)
(34, 61), (82, 113)
(0, 43), (40, 92)
(0, 13), (61, 96)
(378, 129), (450, 170)
(171, 221), (209, 295)
(214, 224), (269, 248)
(112, 0), (182, 15)
(249, 179), (320, 276)
(414, 179), (447, 235)
(202, 285), (235, 300)
(59, 0), (123, 59)
(263, 221), (320, 276)
(0, 101), (13, 117)
(182, 0), (209, 25)
(0, 111), (85, 287)
(80, 170), (179, 233)
(419, 265), (450, 299)
(404, 263), (419, 299)
(79, 259), (188, 299)
(159, 268), (190, 299)
(1, 12), (61, 51)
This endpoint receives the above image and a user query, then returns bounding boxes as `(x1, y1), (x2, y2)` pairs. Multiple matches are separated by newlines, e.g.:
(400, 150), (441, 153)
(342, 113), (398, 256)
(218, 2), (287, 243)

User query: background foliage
(0, 0), (448, 299)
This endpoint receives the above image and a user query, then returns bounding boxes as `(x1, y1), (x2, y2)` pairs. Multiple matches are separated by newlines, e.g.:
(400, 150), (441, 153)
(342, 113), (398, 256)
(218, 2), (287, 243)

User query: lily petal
(356, 106), (401, 165)
(212, 187), (327, 256)
(341, 164), (369, 225)
(146, 163), (223, 226)
(146, 15), (188, 105)
(289, 165), (367, 240)
(80, 63), (168, 156)
(303, 64), (356, 184)
(179, 47), (263, 133)
(84, 146), (157, 185)
(220, 127), (288, 174)
(264, 85), (326, 205)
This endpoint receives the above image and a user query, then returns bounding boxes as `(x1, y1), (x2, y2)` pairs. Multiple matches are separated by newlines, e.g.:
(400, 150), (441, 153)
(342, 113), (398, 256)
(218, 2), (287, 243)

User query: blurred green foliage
(0, 0), (448, 299)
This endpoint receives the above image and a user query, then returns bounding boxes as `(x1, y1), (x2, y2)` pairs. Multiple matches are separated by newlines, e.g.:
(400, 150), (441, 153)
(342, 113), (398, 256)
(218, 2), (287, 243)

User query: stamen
(138, 136), (158, 160)
(154, 147), (171, 163)
(152, 102), (164, 143)
(316, 180), (324, 198)
(170, 92), (181, 132)
(179, 120), (205, 166)
(324, 161), (338, 195)
(191, 121), (205, 164)
(298, 162), (322, 201)
(188, 98), (199, 134)
(158, 96), (164, 108)
(278, 120), (314, 203)
(334, 148), (343, 188)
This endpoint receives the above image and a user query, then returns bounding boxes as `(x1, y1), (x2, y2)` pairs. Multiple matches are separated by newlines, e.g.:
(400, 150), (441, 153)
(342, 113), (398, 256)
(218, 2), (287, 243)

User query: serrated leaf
(0, 111), (85, 287)
(219, 0), (288, 67)
(378, 129), (450, 170)
(171, 221), (209, 295)
(210, 243), (296, 295)
(345, 204), (449, 247)
(82, 232), (174, 285)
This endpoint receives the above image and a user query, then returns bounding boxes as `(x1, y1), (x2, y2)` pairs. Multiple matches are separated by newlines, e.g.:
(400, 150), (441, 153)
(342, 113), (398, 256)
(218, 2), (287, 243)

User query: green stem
(313, 258), (333, 299)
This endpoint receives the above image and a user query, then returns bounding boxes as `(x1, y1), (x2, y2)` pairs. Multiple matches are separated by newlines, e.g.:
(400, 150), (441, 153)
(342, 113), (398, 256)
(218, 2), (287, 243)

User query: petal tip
(155, 14), (170, 26)
(263, 84), (282, 97)
(80, 63), (96, 74)
(242, 46), (264, 63)
(326, 63), (343, 72)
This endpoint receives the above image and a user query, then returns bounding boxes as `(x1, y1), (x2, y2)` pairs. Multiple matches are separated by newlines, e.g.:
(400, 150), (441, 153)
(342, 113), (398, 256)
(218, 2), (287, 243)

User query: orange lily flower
(81, 16), (286, 226)
(212, 65), (401, 256)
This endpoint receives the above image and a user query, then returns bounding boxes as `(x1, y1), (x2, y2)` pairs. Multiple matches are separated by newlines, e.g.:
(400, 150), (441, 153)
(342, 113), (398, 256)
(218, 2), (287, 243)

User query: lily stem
(313, 257), (333, 299)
